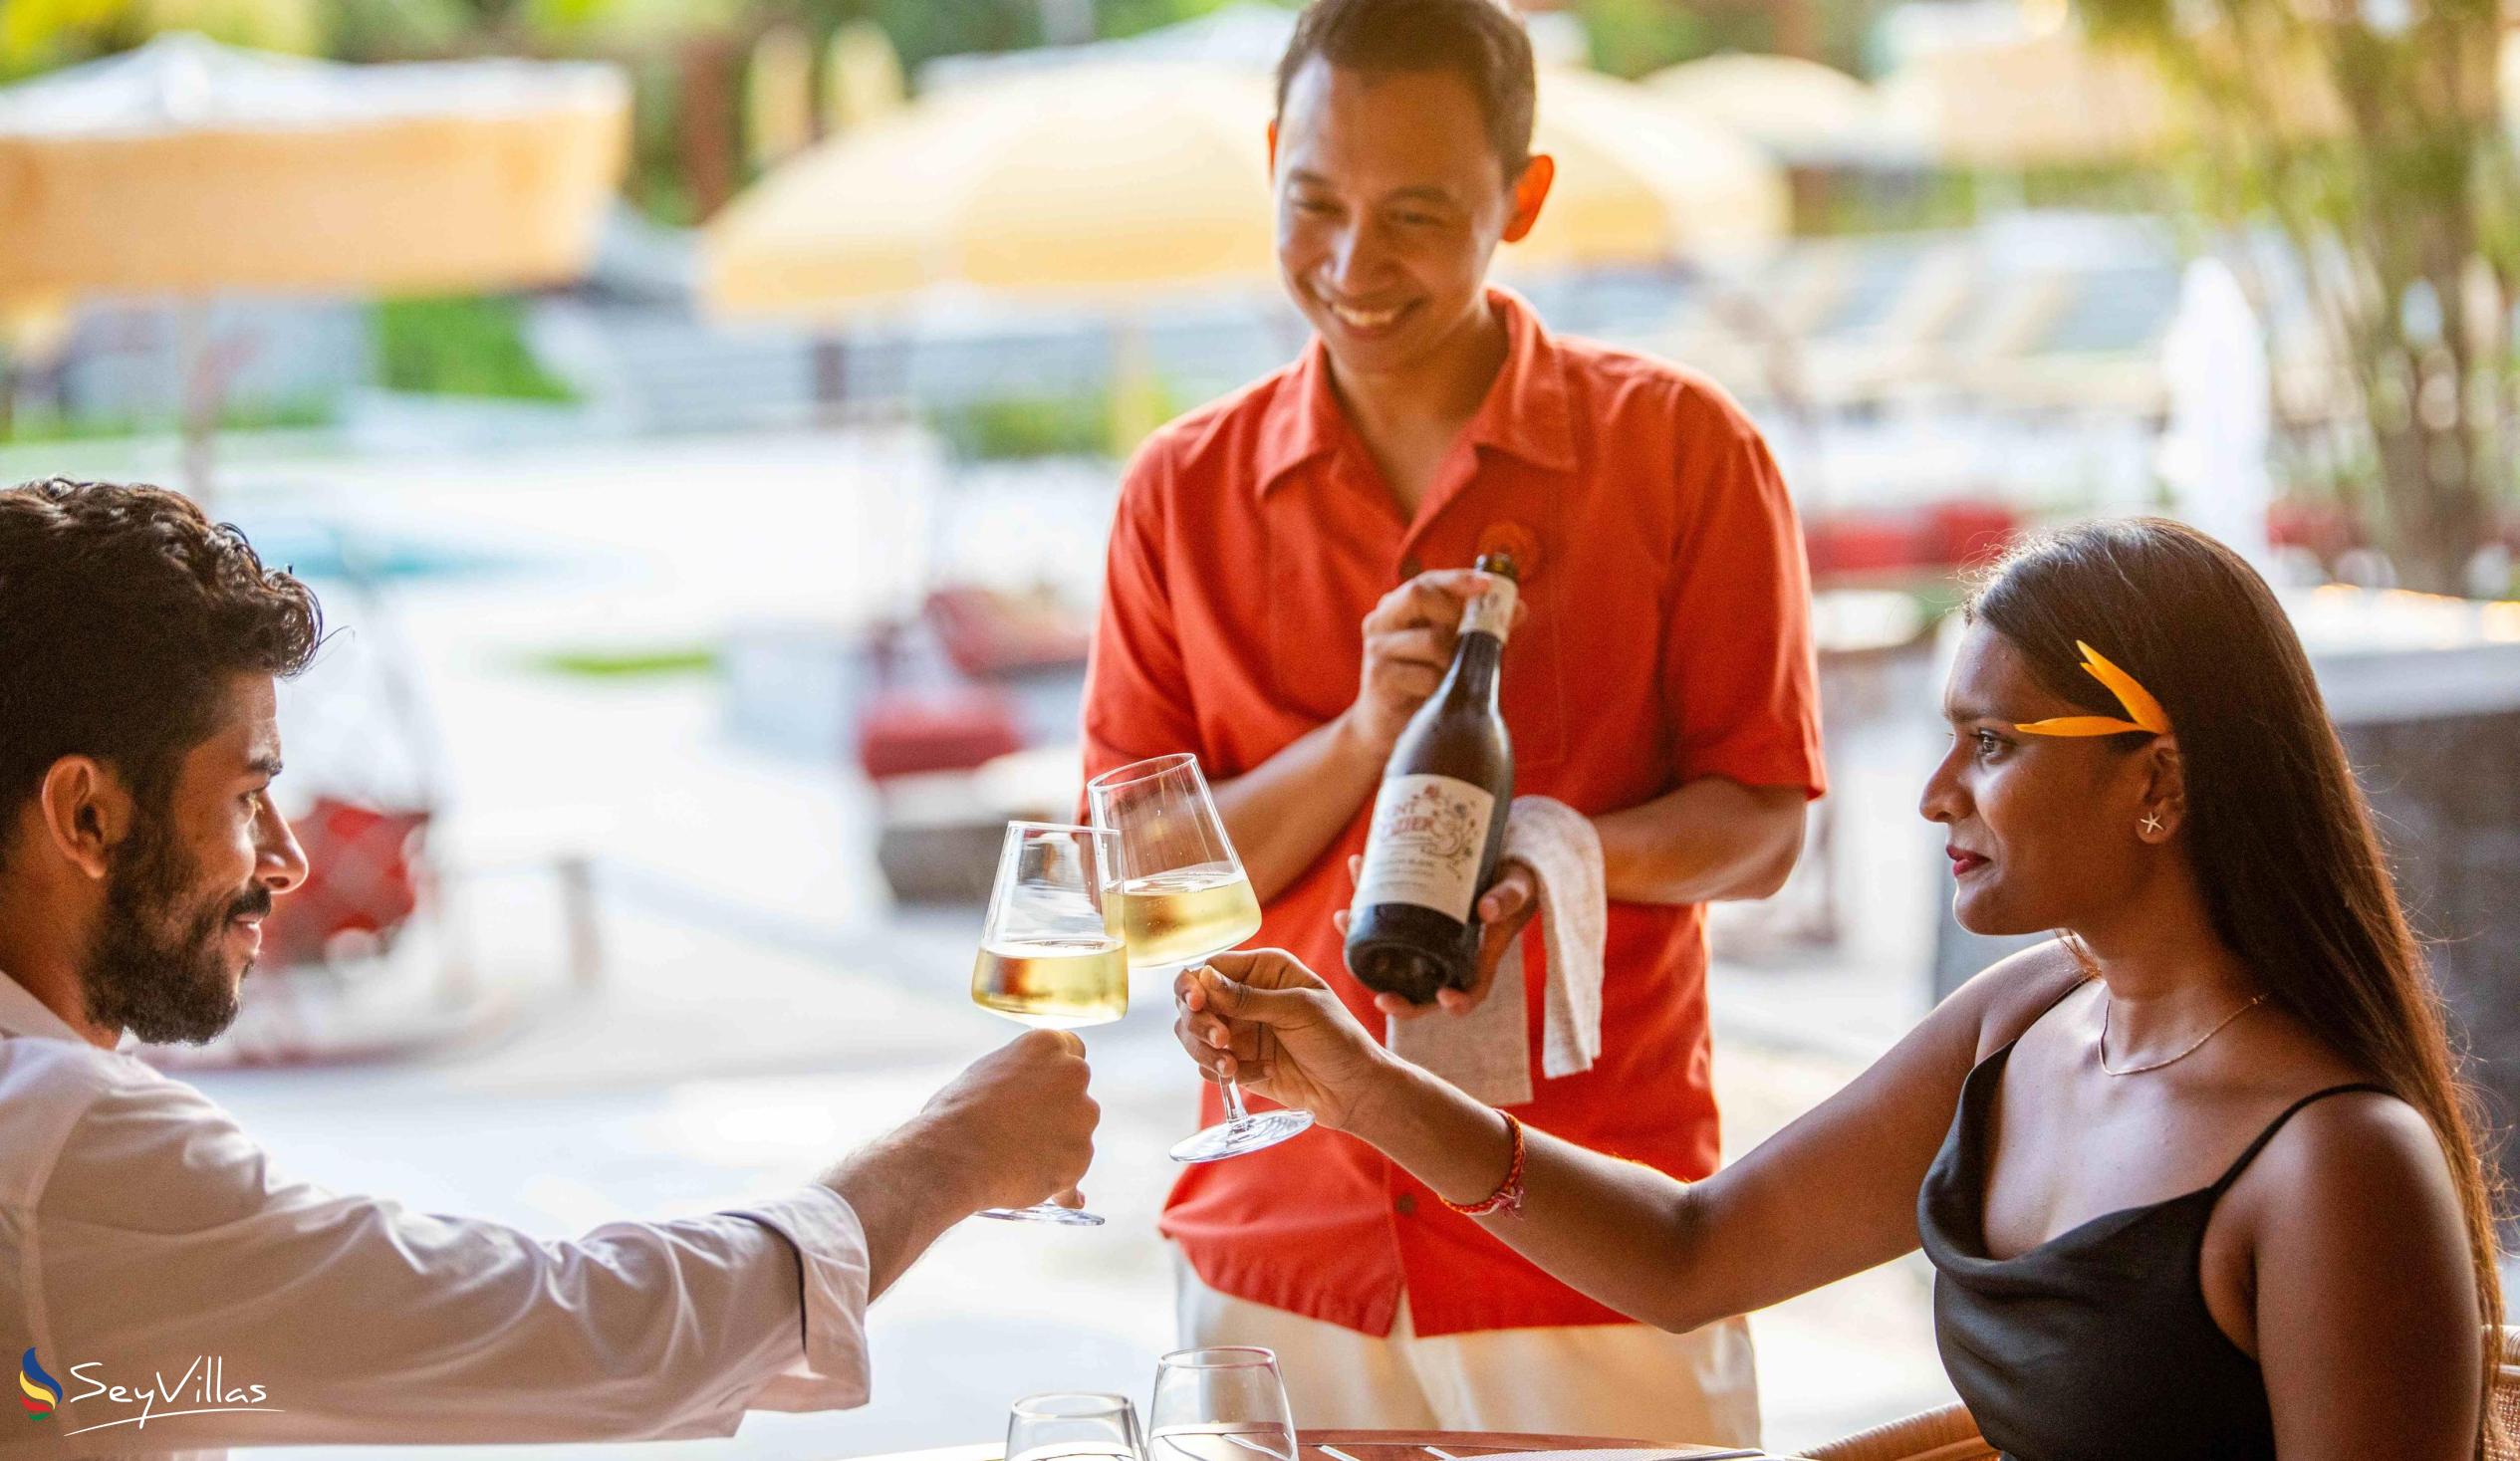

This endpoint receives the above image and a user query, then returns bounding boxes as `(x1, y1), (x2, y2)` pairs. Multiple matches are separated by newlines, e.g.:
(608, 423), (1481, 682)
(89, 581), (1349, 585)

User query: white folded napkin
(1386, 795), (1607, 1105)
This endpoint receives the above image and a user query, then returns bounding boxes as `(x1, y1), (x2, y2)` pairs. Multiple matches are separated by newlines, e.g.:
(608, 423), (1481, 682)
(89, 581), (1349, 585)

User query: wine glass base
(978, 1204), (1106, 1226)
(1169, 1107), (1314, 1163)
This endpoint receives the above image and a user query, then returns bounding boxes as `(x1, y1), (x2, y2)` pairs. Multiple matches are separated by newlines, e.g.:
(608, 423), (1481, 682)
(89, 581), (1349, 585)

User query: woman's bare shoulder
(1931, 938), (2095, 1063)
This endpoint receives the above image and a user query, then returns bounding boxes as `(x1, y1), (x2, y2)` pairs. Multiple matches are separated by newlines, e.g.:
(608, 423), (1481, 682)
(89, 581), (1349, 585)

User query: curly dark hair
(1275, 0), (1537, 177)
(0, 479), (323, 852)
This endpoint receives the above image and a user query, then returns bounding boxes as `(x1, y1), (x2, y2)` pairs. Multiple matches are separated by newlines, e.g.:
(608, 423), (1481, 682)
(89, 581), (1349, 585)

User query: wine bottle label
(1357, 774), (1497, 922)
(1460, 575), (1517, 642)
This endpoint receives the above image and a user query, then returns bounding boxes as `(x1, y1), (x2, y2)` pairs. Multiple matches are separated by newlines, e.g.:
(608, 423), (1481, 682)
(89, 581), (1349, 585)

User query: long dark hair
(1970, 516), (2505, 1447)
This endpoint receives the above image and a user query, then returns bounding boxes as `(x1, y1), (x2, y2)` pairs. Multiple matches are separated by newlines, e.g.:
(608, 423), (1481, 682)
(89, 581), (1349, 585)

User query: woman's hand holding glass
(1171, 950), (1402, 1135)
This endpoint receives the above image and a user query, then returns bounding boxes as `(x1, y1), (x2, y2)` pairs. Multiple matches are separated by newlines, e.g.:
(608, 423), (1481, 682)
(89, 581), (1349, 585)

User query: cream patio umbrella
(703, 63), (1275, 316)
(702, 60), (1788, 320)
(1878, 30), (2178, 169)
(0, 32), (630, 494)
(1648, 52), (1927, 168)
(1881, 26), (2346, 172)
(1518, 66), (1789, 266)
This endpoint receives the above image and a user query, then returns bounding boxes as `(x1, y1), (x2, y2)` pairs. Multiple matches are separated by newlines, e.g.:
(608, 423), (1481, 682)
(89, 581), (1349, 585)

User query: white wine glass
(1145, 1346), (1297, 1461)
(970, 821), (1127, 1225)
(1007, 1391), (1144, 1461)
(1086, 753), (1312, 1163)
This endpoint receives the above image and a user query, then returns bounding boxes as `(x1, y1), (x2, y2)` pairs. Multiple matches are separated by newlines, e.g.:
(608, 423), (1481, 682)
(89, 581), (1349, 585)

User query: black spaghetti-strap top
(1916, 994), (2391, 1461)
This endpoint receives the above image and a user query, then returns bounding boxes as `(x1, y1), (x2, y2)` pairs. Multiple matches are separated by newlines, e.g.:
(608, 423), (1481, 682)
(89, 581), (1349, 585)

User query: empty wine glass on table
(1146, 1346), (1298, 1461)
(1007, 1392), (1145, 1461)
(1086, 753), (1312, 1163)
(969, 821), (1128, 1225)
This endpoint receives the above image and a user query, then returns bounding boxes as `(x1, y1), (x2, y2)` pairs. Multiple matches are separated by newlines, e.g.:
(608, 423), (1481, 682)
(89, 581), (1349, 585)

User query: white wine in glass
(1087, 753), (1310, 1164)
(969, 821), (1125, 1226)
(972, 935), (1130, 1029)
(1116, 866), (1264, 970)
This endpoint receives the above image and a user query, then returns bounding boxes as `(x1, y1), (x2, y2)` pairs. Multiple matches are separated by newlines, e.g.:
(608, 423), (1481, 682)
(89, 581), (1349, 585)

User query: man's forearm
(1212, 711), (1386, 903)
(817, 1125), (982, 1301)
(1594, 777), (1808, 905)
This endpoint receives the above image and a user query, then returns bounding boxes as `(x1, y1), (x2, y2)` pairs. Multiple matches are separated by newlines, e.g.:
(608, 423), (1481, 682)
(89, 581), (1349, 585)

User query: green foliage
(1806, 162), (2166, 235)
(623, 50), (701, 225)
(930, 394), (1113, 461)
(2069, 0), (2520, 591)
(372, 296), (578, 402)
(1095, 0), (1260, 43)
(325, 0), (475, 59)
(1572, 0), (1765, 80)
(779, 0), (1257, 73)
(799, 0), (1038, 72)
(0, 396), (335, 444)
(527, 645), (720, 678)
(927, 384), (1183, 462)
(1802, 169), (1976, 235)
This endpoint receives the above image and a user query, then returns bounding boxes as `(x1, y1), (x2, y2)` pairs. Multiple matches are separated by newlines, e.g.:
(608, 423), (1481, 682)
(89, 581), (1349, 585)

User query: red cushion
(856, 687), (1026, 781)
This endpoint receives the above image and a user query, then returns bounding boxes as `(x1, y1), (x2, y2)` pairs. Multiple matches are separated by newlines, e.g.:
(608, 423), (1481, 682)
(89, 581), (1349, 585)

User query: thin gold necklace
(2097, 992), (2268, 1077)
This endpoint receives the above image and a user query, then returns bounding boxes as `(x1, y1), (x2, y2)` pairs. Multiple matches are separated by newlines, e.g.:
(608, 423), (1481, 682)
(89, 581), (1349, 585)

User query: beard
(79, 815), (271, 1046)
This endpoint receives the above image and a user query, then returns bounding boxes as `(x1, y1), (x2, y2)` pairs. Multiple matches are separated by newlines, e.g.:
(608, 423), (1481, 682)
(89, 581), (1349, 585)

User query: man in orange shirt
(1082, 0), (1823, 1441)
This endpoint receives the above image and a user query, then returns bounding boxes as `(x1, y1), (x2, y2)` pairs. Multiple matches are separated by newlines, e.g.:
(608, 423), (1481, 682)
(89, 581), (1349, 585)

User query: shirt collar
(0, 967), (90, 1044)
(1253, 285), (1577, 498)
(1251, 337), (1345, 495)
(1462, 286), (1578, 475)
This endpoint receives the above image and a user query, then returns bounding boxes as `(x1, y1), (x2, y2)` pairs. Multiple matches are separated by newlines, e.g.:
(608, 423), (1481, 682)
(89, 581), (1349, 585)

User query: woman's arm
(2249, 1094), (2482, 1459)
(1179, 946), (2072, 1333)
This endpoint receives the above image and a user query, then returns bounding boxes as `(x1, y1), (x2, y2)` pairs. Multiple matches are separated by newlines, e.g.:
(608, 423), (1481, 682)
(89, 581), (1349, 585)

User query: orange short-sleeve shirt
(1083, 289), (1825, 1338)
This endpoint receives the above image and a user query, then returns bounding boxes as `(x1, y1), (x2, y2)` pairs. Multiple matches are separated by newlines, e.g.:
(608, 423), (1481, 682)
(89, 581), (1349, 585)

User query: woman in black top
(1171, 518), (2504, 1459)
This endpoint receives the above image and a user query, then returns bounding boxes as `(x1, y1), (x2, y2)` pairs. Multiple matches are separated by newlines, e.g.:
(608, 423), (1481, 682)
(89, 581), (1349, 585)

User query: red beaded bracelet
(1440, 1109), (1526, 1218)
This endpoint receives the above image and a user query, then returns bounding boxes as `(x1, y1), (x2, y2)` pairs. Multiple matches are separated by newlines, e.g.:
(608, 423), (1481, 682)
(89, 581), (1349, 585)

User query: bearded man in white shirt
(0, 478), (1100, 1454)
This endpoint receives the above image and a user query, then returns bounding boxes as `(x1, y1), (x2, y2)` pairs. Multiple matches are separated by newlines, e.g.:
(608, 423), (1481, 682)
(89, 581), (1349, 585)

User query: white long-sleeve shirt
(0, 972), (872, 1458)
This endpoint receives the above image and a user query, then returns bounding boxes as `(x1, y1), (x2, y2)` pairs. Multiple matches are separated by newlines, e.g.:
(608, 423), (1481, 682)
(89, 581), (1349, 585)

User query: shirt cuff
(727, 1186), (873, 1412)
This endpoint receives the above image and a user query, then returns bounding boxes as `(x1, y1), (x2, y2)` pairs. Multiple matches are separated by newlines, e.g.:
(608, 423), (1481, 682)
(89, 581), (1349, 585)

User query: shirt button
(1393, 1193), (1417, 1216)
(1398, 555), (1424, 580)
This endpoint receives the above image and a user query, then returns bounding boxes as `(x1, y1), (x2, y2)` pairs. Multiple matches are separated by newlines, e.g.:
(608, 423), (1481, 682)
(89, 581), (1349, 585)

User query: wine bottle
(1344, 550), (1518, 1004)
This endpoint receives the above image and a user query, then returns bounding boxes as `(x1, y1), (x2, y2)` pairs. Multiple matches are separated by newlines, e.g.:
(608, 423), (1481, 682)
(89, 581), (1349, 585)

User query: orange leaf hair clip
(2014, 640), (2172, 738)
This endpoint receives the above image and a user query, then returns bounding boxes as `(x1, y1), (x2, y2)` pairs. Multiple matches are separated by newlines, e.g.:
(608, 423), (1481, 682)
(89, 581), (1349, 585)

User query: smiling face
(1270, 58), (1548, 384)
(1920, 621), (2165, 937)
(79, 673), (308, 1044)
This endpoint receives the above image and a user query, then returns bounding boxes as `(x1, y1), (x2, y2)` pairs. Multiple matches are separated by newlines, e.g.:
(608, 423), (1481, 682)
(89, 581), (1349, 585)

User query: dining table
(861, 1428), (1781, 1461)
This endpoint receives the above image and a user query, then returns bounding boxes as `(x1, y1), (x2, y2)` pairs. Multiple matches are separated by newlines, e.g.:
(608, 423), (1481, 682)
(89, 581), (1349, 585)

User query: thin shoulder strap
(2207, 1083), (2397, 1195)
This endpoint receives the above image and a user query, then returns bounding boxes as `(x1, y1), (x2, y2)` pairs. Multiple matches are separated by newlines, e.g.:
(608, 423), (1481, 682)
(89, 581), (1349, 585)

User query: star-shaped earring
(2142, 812), (2165, 837)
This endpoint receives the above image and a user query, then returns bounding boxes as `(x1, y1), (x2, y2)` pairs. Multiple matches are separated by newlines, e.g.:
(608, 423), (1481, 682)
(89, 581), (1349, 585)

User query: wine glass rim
(1085, 752), (1201, 792)
(1008, 1389), (1135, 1418)
(1154, 1343), (1280, 1370)
(1004, 819), (1117, 838)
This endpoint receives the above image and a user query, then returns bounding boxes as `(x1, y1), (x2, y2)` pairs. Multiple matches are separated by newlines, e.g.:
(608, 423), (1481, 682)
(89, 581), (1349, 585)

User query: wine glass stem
(1219, 1077), (1252, 1126)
